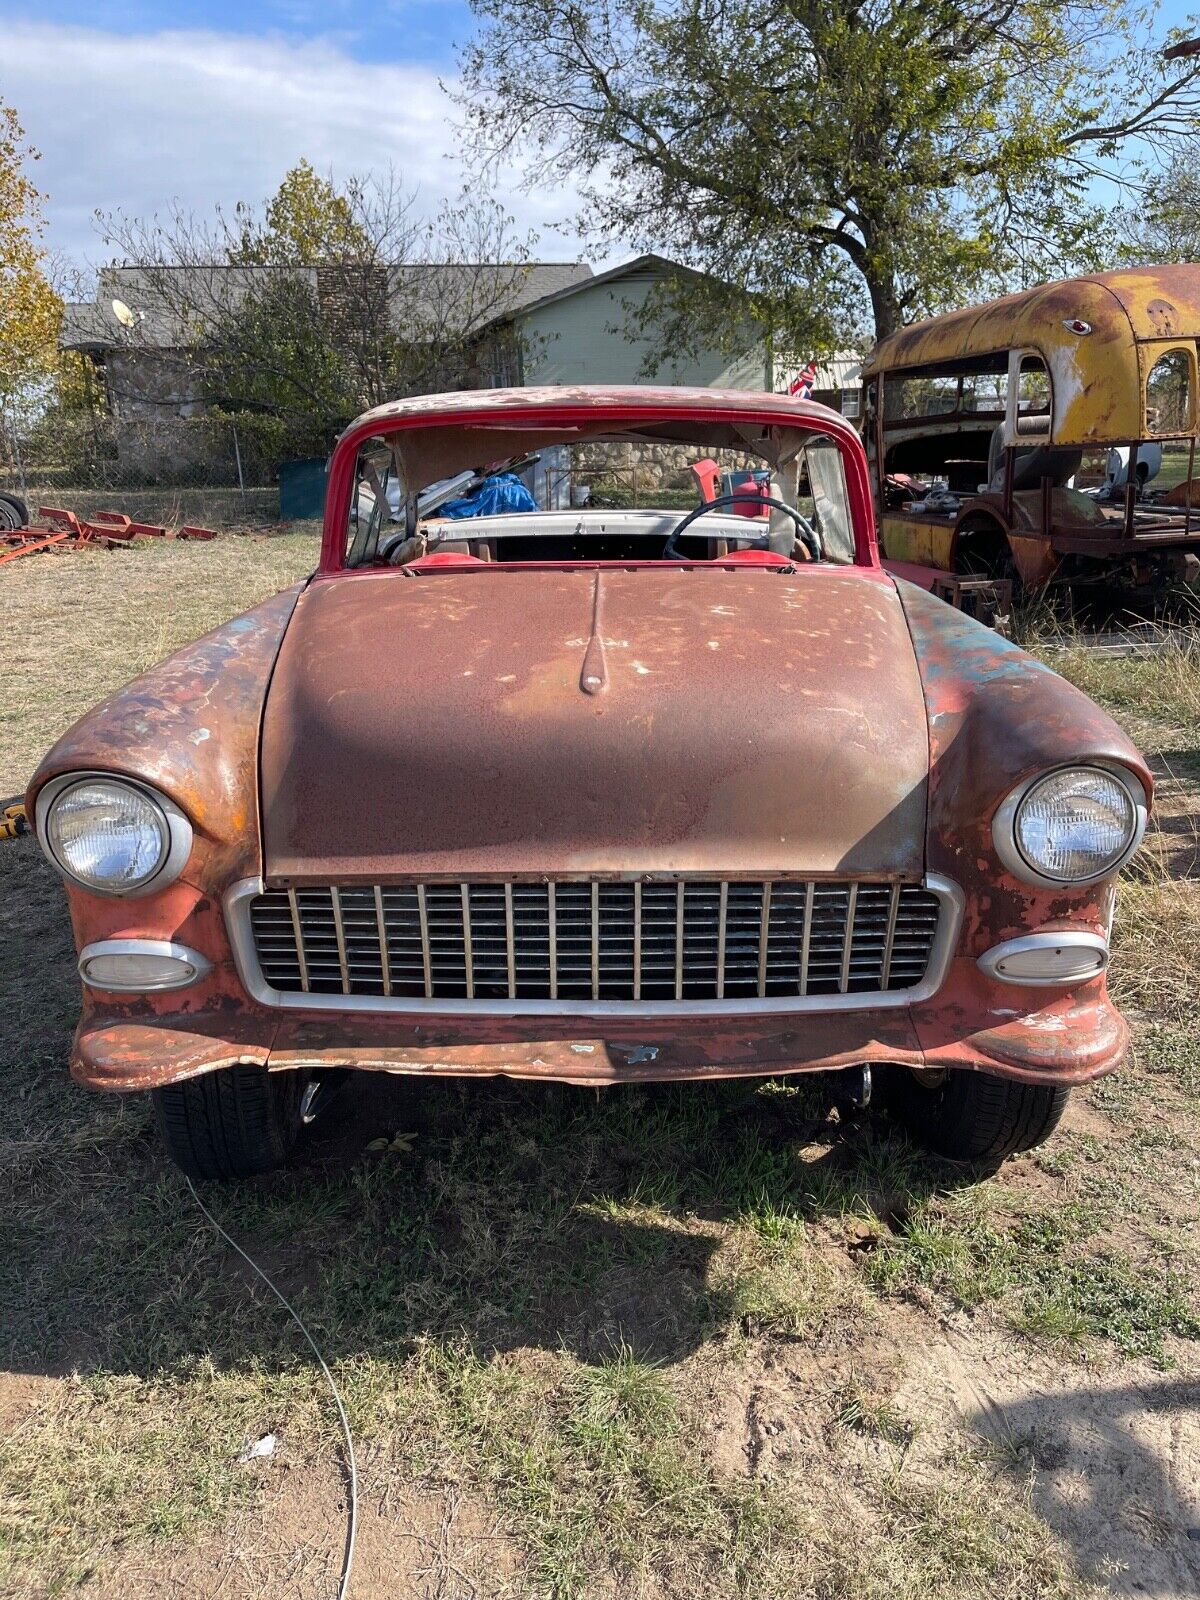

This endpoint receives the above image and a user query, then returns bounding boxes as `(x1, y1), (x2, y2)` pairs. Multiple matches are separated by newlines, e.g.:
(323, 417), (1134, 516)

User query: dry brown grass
(1, 531), (317, 799)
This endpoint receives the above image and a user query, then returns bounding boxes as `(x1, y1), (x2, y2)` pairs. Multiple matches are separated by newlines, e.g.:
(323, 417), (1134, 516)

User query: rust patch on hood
(261, 566), (930, 881)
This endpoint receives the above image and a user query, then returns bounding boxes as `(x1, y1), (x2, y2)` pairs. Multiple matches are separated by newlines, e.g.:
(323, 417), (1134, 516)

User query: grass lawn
(1, 537), (1198, 1599)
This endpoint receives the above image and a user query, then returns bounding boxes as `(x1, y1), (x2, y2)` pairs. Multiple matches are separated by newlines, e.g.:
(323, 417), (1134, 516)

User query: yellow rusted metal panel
(927, 521), (956, 569)
(880, 514), (927, 563)
(863, 265), (1200, 448)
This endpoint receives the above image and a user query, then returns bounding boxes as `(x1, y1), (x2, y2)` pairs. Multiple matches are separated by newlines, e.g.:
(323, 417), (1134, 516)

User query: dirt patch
(699, 1330), (903, 1479)
(78, 1452), (523, 1600)
(890, 1315), (1200, 1600)
(689, 1290), (1200, 1599)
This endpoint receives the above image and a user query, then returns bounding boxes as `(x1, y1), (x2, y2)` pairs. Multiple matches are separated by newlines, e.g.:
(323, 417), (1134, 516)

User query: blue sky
(0, 1), (591, 276)
(1, 0), (1198, 280)
(0, 0), (476, 65)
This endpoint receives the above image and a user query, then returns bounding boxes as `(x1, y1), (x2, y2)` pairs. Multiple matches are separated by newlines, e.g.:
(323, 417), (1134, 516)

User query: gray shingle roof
(61, 262), (593, 351)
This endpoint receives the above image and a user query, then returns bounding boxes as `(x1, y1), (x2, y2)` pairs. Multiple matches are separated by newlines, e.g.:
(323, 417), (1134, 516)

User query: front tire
(885, 1068), (1070, 1166)
(154, 1065), (309, 1179)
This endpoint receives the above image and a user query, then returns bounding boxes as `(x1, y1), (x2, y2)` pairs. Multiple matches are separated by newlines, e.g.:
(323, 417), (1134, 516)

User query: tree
(97, 164), (537, 447)
(1116, 142), (1200, 264)
(230, 158), (370, 265)
(0, 101), (61, 476)
(459, 0), (1200, 348)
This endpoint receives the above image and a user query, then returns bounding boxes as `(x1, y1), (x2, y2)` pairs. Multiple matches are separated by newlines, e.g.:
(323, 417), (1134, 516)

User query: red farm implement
(0, 507), (219, 565)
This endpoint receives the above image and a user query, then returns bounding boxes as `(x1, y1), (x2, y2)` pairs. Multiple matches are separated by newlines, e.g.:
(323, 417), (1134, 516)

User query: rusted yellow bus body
(861, 265), (1200, 592)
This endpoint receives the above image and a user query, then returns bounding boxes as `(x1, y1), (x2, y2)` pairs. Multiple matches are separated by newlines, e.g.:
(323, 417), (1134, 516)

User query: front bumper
(72, 958), (1127, 1092)
(64, 876), (1128, 1093)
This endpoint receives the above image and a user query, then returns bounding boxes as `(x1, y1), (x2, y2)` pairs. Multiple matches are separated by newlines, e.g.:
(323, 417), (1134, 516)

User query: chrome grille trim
(839, 883), (858, 994)
(881, 881), (901, 990)
(757, 882), (771, 998)
(799, 882), (813, 997)
(231, 874), (963, 1017)
(591, 880), (600, 1001)
(459, 883), (473, 1001)
(633, 880), (642, 1002)
(416, 884), (433, 997)
(286, 888), (309, 992)
(505, 882), (516, 999)
(329, 887), (349, 992)
(547, 881), (557, 1001)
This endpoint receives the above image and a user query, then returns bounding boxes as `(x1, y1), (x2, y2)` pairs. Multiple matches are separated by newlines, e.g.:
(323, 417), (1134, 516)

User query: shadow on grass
(0, 837), (967, 1383)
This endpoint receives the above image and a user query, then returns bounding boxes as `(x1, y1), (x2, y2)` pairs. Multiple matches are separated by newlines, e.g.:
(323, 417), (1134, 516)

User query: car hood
(260, 566), (929, 881)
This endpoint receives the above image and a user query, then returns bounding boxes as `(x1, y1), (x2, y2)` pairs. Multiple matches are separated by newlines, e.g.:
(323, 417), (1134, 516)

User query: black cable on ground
(185, 1176), (358, 1598)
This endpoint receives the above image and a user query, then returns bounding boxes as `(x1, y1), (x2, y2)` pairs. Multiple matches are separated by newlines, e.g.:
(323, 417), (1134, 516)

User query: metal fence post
(232, 422), (247, 511)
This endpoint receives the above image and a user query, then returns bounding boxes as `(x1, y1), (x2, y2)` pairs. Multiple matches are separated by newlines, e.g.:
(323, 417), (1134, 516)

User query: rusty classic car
(29, 386), (1151, 1180)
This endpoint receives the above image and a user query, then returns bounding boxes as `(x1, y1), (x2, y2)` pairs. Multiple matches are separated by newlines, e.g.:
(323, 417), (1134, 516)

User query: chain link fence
(0, 416), (769, 529)
(0, 412), (323, 530)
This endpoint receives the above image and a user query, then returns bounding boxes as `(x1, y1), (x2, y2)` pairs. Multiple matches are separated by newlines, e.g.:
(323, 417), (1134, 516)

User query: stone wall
(571, 440), (760, 491)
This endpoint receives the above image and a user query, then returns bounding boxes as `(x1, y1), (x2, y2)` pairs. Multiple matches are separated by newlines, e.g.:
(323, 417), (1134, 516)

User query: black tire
(884, 1068), (1070, 1165)
(0, 492), (28, 531)
(954, 518), (1017, 582)
(153, 1065), (309, 1180)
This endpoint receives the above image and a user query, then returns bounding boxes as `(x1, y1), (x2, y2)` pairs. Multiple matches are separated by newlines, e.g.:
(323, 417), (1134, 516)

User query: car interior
(345, 419), (859, 568)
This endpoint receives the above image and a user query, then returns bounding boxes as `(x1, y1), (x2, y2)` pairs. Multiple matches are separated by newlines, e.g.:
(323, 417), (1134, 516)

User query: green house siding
(518, 271), (771, 389)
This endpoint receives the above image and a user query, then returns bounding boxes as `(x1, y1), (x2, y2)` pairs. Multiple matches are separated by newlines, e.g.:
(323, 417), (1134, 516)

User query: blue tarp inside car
(440, 473), (538, 519)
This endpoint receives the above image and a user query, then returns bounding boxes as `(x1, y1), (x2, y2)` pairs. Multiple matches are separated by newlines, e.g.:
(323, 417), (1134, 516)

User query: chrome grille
(246, 879), (943, 1004)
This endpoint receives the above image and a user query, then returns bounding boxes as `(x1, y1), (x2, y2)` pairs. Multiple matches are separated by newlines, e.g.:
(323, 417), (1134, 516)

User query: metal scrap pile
(1, 506), (219, 566)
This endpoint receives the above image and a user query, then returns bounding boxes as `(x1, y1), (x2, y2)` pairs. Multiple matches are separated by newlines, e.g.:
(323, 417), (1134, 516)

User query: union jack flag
(789, 359), (818, 399)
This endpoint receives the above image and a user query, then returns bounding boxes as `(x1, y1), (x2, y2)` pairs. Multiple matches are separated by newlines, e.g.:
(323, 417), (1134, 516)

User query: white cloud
(0, 20), (592, 274)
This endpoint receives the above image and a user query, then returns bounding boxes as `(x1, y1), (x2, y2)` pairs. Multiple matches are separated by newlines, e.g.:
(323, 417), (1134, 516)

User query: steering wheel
(662, 492), (821, 562)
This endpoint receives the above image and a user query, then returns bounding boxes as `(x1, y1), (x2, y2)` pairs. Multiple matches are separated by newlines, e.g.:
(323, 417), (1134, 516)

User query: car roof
(341, 384), (849, 438)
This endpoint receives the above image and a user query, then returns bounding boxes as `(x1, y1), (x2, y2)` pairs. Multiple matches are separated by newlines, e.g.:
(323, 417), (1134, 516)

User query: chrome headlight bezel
(992, 763), (1147, 888)
(35, 772), (194, 897)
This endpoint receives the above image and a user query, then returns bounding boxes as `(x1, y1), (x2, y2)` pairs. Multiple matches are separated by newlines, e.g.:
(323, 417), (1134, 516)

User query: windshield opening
(344, 422), (857, 569)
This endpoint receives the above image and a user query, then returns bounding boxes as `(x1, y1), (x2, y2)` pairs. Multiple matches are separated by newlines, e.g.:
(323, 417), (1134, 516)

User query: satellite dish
(111, 298), (137, 329)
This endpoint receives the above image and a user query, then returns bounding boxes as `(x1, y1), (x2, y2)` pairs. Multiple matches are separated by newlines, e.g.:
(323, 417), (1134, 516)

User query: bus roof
(862, 264), (1200, 446)
(865, 265), (1200, 374)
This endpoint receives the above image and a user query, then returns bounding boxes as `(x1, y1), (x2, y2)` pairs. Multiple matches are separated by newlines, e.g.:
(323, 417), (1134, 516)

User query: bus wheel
(953, 518), (1014, 582)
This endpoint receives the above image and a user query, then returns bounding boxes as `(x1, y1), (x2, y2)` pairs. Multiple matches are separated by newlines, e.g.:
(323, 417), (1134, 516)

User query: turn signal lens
(79, 949), (205, 991)
(993, 944), (1105, 983)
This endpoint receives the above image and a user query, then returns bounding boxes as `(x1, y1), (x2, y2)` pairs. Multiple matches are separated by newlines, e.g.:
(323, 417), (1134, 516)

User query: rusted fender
(896, 580), (1152, 955)
(917, 960), (1127, 1085)
(27, 584), (303, 892)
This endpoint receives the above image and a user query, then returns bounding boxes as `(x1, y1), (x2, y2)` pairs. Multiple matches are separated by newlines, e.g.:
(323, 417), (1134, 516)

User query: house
(59, 262), (596, 421)
(56, 255), (791, 500)
(500, 253), (772, 389)
(59, 254), (776, 418)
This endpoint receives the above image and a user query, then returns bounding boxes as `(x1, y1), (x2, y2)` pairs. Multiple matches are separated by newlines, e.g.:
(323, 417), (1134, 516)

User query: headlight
(38, 775), (192, 895)
(993, 765), (1146, 887)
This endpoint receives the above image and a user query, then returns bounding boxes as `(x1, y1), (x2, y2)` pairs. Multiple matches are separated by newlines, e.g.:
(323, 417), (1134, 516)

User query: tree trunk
(864, 268), (902, 342)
